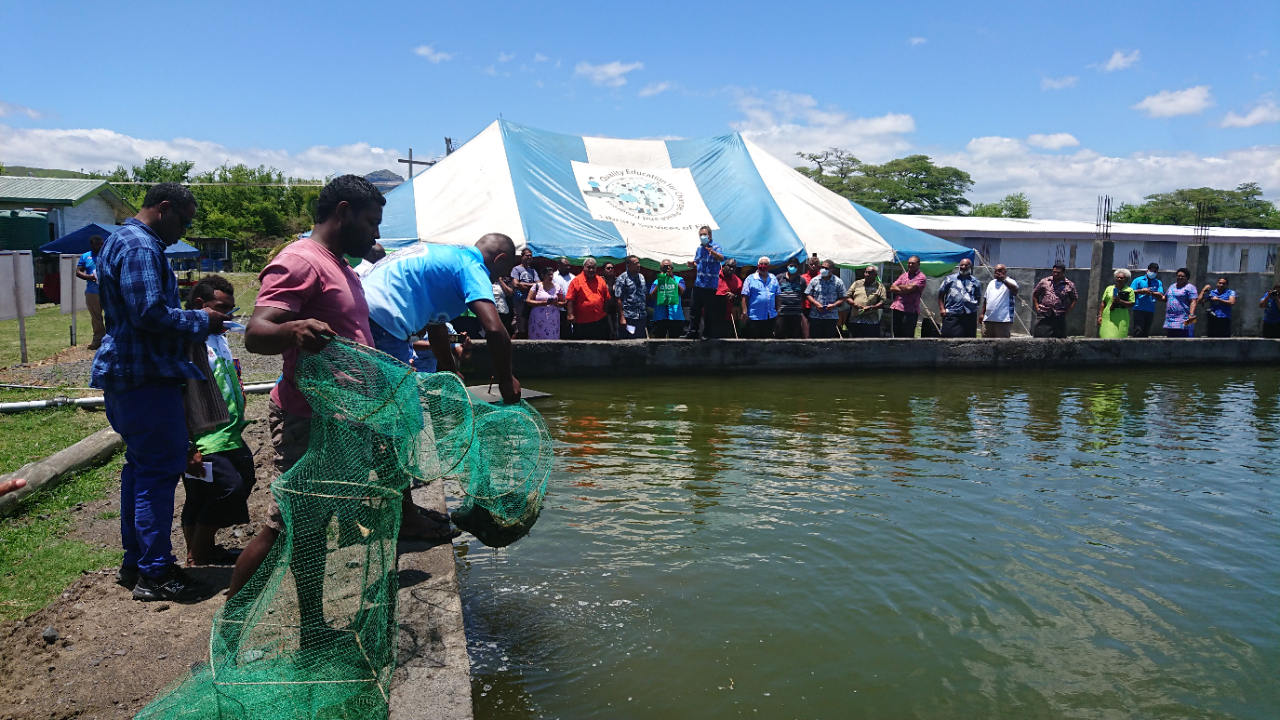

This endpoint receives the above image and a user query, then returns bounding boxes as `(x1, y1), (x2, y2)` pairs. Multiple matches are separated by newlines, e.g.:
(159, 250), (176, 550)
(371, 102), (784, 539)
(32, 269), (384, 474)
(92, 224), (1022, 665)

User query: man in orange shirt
(566, 257), (613, 340)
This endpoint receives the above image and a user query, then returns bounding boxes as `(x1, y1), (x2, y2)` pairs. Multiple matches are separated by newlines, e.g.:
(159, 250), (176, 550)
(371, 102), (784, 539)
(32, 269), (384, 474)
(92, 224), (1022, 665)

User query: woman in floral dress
(526, 265), (566, 340)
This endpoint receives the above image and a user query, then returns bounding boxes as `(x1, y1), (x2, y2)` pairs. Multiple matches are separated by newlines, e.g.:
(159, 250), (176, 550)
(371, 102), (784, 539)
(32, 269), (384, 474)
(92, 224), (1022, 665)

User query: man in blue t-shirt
(1128, 263), (1165, 337)
(362, 233), (522, 403)
(76, 234), (106, 349)
(683, 225), (724, 339)
(1259, 283), (1280, 339)
(1198, 276), (1236, 338)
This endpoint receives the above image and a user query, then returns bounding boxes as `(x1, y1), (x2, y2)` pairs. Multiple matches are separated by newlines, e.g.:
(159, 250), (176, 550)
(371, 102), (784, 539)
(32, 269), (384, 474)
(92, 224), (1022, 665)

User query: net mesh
(136, 339), (551, 720)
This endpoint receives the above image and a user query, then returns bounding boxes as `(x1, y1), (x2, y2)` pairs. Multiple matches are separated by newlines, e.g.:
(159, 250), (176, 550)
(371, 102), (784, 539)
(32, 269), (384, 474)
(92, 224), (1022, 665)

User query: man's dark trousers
(104, 381), (189, 579)
(1033, 315), (1067, 338)
(688, 286), (717, 338)
(891, 310), (918, 338)
(941, 312), (978, 338)
(572, 318), (612, 340)
(1129, 309), (1155, 337)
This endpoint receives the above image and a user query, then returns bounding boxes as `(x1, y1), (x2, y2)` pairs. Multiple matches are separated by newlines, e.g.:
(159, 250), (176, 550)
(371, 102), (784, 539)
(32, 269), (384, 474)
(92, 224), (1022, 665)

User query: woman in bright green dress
(1097, 268), (1136, 338)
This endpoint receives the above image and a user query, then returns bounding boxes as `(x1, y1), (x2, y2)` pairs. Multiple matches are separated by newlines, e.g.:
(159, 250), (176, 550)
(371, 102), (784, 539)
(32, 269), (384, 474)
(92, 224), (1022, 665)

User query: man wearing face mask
(937, 258), (983, 338)
(775, 261), (807, 338)
(93, 182), (230, 602)
(715, 257), (743, 337)
(683, 226), (724, 339)
(1128, 263), (1165, 338)
(805, 260), (847, 339)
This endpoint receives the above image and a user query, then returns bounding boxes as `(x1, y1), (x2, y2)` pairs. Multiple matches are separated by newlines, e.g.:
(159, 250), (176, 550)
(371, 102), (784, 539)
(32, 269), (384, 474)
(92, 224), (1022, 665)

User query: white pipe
(0, 381), (277, 414)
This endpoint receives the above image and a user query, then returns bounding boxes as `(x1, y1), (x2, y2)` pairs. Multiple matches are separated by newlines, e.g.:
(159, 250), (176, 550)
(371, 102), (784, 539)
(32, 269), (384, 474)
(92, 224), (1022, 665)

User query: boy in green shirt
(183, 275), (255, 566)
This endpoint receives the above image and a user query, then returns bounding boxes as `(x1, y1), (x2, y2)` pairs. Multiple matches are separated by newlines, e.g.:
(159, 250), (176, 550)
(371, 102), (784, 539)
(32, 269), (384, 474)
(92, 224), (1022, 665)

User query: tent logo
(581, 169), (684, 220)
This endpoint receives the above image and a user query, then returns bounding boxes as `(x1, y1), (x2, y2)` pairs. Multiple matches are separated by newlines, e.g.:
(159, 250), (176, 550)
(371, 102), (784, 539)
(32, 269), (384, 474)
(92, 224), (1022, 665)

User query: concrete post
(1084, 240), (1114, 338)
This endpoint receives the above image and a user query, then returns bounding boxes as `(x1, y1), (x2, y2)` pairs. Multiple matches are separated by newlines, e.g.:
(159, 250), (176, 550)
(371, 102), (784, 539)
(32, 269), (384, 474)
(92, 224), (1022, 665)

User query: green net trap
(137, 339), (552, 720)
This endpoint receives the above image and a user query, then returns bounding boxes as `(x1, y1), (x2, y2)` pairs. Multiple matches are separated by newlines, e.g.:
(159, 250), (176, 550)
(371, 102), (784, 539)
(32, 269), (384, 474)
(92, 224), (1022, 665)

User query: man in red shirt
(566, 257), (613, 340)
(715, 258), (743, 338)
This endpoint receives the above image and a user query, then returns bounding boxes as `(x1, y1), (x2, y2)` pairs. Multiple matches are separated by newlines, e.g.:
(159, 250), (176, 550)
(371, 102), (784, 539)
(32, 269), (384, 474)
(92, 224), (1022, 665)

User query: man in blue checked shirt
(92, 182), (230, 604)
(683, 225), (724, 339)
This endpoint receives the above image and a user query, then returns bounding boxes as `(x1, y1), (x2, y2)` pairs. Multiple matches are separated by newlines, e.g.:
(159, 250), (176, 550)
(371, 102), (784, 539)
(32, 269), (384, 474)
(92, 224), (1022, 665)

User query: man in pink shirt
(228, 175), (452, 598)
(889, 255), (927, 338)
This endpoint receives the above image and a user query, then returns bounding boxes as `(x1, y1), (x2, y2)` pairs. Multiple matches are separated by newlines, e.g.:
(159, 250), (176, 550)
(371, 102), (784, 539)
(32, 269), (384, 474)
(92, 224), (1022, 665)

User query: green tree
(92, 157), (323, 271)
(796, 150), (974, 215)
(970, 192), (1031, 218)
(1110, 183), (1280, 229)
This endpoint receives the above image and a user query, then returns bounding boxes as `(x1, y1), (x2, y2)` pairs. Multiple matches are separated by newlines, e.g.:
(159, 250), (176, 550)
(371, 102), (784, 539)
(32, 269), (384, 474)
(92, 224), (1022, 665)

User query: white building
(886, 215), (1280, 273)
(0, 177), (132, 243)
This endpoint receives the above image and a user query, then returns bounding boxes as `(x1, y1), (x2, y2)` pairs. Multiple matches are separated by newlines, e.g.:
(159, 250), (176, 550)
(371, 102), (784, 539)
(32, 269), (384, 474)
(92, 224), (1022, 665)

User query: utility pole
(397, 148), (436, 180)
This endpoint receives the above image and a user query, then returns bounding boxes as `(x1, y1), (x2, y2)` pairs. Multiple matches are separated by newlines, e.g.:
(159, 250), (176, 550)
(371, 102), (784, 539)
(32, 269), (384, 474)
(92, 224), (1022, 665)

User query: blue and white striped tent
(379, 120), (973, 268)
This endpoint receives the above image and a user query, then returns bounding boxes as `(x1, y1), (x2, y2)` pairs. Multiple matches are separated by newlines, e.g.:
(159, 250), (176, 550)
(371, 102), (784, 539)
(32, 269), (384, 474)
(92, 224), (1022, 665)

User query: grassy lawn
(0, 305), (98, 369)
(0, 271), (264, 620)
(0, 396), (110, 475)
(0, 452), (124, 621)
(0, 272), (261, 370)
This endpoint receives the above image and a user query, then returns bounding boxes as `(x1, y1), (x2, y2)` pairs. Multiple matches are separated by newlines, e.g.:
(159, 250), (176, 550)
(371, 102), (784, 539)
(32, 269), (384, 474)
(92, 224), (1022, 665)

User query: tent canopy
(380, 120), (973, 268)
(41, 223), (203, 258)
(40, 223), (123, 254)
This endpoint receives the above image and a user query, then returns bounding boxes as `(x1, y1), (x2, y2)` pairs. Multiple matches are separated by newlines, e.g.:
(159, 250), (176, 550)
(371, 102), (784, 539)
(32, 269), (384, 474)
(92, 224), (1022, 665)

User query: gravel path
(0, 332), (283, 390)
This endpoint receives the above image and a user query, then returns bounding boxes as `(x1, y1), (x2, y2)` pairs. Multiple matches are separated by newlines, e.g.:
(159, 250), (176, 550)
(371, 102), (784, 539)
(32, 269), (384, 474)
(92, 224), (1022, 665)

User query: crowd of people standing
(488, 231), (1280, 341)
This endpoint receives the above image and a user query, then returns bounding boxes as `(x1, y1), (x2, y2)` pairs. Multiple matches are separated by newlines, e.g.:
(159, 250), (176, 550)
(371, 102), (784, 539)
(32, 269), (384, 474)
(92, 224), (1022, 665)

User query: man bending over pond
(229, 175), (449, 597)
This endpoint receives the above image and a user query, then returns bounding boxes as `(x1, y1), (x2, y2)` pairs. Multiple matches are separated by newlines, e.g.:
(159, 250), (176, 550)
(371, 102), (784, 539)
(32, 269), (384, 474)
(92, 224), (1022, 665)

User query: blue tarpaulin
(41, 223), (203, 258)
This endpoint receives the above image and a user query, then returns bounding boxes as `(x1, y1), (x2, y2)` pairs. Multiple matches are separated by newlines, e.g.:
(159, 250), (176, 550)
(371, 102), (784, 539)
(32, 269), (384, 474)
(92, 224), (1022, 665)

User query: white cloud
(1133, 85), (1214, 118)
(0, 99), (40, 119)
(574, 60), (644, 87)
(908, 37), (927, 46)
(1221, 99), (1280, 128)
(638, 81), (672, 98)
(1027, 133), (1080, 150)
(0, 125), (403, 180)
(1097, 50), (1140, 72)
(730, 92), (1279, 220)
(533, 53), (549, 62)
(498, 52), (514, 63)
(482, 65), (498, 76)
(412, 44), (453, 63)
(937, 136), (1280, 218)
(731, 91), (915, 164)
(1040, 76), (1078, 91)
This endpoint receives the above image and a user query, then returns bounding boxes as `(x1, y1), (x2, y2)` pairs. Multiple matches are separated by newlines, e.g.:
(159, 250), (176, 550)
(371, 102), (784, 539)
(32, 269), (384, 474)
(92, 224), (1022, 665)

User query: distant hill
(0, 165), (97, 179)
(364, 169), (404, 193)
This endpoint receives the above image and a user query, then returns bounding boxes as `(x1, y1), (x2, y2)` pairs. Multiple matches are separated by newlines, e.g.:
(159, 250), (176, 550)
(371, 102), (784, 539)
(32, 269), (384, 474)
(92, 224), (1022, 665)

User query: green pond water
(452, 368), (1279, 720)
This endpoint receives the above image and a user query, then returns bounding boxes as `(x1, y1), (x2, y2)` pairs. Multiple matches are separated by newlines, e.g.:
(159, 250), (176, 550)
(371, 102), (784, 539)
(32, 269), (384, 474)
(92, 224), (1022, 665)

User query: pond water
(452, 368), (1278, 720)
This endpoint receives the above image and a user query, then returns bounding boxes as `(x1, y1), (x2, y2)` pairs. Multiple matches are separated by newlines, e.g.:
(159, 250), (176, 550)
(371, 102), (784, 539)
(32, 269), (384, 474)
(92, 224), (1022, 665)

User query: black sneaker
(132, 566), (209, 603)
(116, 565), (139, 590)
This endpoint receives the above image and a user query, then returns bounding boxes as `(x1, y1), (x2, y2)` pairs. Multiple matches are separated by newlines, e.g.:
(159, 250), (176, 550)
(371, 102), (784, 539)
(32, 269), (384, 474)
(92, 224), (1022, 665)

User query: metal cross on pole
(397, 148), (436, 180)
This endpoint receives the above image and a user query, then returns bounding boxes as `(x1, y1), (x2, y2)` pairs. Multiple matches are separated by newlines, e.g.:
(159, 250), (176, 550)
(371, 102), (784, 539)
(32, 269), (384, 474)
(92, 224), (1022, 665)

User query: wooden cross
(397, 148), (435, 180)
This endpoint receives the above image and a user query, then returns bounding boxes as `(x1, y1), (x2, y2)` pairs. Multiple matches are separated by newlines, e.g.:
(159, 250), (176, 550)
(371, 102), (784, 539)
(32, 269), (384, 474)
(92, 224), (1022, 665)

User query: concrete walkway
(391, 481), (472, 720)
(461, 337), (1279, 378)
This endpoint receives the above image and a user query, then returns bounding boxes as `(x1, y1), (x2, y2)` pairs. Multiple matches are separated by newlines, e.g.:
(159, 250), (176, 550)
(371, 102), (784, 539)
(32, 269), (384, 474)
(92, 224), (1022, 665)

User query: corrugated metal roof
(0, 176), (115, 206)
(885, 214), (1280, 243)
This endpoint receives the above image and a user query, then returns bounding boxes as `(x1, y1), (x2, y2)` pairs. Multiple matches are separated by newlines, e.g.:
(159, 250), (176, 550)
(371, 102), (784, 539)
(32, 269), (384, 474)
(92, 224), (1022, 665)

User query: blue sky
(2, 0), (1277, 218)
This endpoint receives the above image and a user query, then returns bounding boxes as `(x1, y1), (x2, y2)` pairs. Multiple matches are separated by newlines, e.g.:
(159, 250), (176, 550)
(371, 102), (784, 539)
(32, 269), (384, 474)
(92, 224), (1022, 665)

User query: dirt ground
(0, 396), (277, 720)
